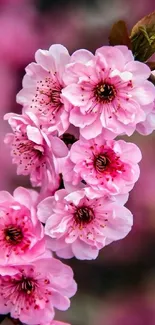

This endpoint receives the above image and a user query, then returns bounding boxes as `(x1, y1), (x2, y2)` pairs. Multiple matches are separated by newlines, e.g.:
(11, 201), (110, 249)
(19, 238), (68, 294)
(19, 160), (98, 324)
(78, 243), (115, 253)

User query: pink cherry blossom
(16, 44), (71, 136)
(0, 257), (77, 324)
(62, 46), (155, 139)
(37, 188), (132, 260)
(0, 187), (45, 265)
(4, 112), (68, 188)
(63, 135), (141, 195)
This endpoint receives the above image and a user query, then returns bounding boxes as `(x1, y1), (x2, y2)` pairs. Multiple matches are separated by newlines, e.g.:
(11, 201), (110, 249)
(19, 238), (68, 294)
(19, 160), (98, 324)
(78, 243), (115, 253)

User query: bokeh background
(0, 0), (155, 324)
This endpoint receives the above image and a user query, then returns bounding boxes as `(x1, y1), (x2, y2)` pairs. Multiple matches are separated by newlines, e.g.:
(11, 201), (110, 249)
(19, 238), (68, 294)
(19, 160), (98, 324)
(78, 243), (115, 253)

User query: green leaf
(130, 11), (155, 61)
(109, 20), (131, 48)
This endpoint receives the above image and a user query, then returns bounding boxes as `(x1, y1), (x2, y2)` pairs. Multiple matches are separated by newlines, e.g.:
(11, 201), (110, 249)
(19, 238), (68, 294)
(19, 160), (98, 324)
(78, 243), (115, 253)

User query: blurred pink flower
(0, 6), (39, 67)
(0, 257), (77, 324)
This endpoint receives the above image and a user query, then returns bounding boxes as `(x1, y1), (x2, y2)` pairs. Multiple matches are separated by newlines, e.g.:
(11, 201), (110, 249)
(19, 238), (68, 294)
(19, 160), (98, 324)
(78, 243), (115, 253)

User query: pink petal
(50, 136), (68, 158)
(69, 107), (97, 127)
(66, 190), (85, 205)
(51, 290), (70, 310)
(56, 246), (74, 259)
(115, 45), (134, 63)
(0, 191), (14, 203)
(37, 197), (55, 223)
(71, 49), (94, 63)
(131, 80), (155, 105)
(117, 140), (142, 163)
(62, 84), (90, 106)
(72, 239), (99, 260)
(27, 125), (43, 144)
(25, 62), (48, 79)
(96, 46), (125, 70)
(35, 49), (55, 71)
(13, 187), (33, 209)
(80, 118), (102, 139)
(125, 61), (151, 83)
(103, 206), (133, 245)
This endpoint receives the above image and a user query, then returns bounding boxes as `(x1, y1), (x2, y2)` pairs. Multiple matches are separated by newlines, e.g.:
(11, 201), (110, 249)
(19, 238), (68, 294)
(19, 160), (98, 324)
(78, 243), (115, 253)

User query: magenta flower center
(4, 225), (23, 245)
(93, 149), (126, 178)
(94, 154), (110, 172)
(74, 207), (94, 225)
(94, 82), (116, 103)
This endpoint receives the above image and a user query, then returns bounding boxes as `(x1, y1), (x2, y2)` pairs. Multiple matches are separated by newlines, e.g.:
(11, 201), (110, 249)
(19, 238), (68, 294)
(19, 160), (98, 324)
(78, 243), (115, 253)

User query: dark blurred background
(0, 0), (155, 324)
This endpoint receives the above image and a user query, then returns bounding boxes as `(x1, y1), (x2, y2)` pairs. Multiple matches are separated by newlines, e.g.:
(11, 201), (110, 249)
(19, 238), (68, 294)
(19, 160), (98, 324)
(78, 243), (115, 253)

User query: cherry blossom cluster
(1, 44), (155, 324)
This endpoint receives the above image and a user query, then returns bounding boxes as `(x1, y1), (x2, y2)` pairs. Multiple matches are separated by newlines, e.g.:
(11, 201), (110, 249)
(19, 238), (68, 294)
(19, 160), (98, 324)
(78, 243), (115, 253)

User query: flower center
(5, 225), (23, 245)
(74, 207), (94, 225)
(94, 154), (110, 173)
(94, 83), (116, 103)
(15, 276), (35, 295)
(50, 88), (61, 105)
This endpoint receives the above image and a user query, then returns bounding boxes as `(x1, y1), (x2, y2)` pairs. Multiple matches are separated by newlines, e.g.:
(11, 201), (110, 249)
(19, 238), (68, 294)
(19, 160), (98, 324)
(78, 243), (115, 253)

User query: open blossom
(0, 257), (77, 324)
(63, 135), (141, 194)
(4, 112), (68, 187)
(16, 44), (71, 136)
(37, 188), (132, 260)
(0, 187), (45, 264)
(62, 46), (155, 139)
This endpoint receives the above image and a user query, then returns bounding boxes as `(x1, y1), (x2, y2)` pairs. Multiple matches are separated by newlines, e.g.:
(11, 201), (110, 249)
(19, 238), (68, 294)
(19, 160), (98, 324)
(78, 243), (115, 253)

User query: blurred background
(0, 0), (155, 324)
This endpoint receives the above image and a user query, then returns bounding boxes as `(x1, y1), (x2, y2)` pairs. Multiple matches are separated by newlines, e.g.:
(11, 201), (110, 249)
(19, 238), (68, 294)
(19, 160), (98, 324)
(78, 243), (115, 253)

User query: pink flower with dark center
(62, 46), (155, 139)
(0, 257), (77, 324)
(37, 189), (132, 260)
(4, 112), (68, 187)
(0, 187), (45, 264)
(63, 135), (141, 194)
(17, 45), (71, 135)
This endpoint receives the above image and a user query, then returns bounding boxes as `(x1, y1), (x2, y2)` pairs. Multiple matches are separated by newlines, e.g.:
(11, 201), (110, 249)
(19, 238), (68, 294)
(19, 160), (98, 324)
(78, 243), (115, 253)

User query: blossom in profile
(62, 46), (155, 139)
(63, 135), (141, 194)
(4, 112), (68, 187)
(0, 187), (45, 264)
(38, 188), (132, 260)
(0, 257), (77, 324)
(17, 44), (71, 135)
(136, 101), (155, 135)
(136, 70), (155, 135)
